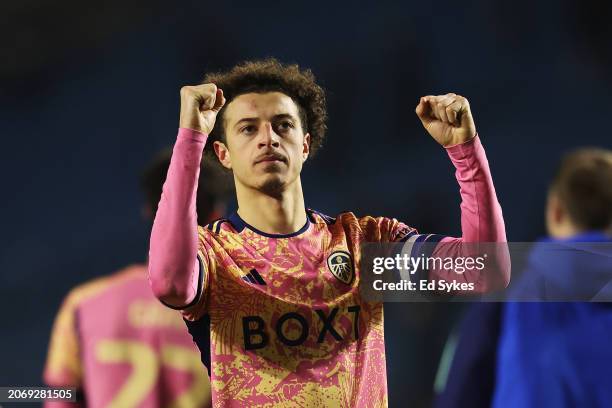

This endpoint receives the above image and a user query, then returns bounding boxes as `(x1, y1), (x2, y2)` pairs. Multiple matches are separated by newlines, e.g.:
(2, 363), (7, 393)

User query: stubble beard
(259, 163), (287, 199)
(260, 177), (285, 199)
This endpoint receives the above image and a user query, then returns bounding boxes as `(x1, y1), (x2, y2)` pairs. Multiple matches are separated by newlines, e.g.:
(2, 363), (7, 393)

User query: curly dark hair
(202, 58), (327, 159)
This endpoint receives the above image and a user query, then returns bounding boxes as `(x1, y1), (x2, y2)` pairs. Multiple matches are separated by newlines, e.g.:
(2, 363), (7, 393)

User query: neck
(548, 220), (584, 239)
(235, 177), (307, 235)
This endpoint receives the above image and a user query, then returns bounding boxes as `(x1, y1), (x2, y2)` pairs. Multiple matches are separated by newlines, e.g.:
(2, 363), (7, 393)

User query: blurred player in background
(43, 150), (231, 407)
(435, 148), (612, 408)
(148, 59), (510, 407)
(493, 148), (612, 407)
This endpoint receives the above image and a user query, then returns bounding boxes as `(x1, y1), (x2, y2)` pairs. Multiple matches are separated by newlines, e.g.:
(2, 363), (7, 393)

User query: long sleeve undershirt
(148, 128), (509, 306)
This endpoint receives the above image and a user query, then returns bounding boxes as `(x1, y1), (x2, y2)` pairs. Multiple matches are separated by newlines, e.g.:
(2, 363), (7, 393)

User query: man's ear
(545, 191), (565, 233)
(551, 193), (565, 224)
(302, 133), (311, 162)
(214, 141), (232, 170)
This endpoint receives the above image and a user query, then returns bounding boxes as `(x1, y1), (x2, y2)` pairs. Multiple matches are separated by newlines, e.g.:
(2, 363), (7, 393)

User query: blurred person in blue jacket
(493, 147), (612, 407)
(435, 147), (612, 408)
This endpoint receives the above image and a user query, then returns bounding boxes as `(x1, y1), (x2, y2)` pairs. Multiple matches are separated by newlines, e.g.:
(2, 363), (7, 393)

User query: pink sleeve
(148, 128), (207, 308)
(431, 134), (510, 291)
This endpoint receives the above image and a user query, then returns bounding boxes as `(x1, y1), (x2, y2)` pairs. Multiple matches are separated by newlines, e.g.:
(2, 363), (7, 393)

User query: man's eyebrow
(233, 113), (297, 129)
(272, 113), (297, 121)
(233, 117), (259, 129)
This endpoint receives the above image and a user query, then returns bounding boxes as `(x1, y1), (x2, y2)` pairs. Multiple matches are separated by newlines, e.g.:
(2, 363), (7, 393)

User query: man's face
(214, 92), (310, 196)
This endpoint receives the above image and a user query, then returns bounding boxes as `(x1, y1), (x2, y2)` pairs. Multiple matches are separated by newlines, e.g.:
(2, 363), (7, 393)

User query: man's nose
(258, 122), (280, 148)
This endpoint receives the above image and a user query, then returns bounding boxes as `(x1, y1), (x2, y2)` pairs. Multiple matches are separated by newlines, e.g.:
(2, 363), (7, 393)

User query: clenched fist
(179, 83), (226, 134)
(415, 93), (476, 147)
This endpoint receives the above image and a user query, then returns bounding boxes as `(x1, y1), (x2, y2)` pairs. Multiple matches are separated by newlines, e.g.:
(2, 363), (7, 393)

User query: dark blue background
(1, 1), (610, 406)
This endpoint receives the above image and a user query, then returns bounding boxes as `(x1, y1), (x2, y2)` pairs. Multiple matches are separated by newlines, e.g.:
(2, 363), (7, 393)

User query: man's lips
(254, 154), (287, 164)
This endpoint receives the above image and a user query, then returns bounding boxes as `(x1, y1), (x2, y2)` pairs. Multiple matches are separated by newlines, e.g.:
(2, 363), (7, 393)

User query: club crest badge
(327, 251), (353, 284)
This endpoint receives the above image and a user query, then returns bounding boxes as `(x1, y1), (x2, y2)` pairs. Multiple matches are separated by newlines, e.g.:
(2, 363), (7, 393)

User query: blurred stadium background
(1, 0), (611, 406)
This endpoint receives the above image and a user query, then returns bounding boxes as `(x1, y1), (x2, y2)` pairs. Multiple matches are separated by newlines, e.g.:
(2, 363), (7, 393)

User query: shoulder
(307, 210), (416, 240)
(307, 209), (411, 229)
(200, 217), (232, 234)
(197, 217), (237, 242)
(359, 214), (419, 242)
(307, 209), (340, 225)
(63, 265), (145, 309)
(357, 214), (417, 239)
(308, 209), (392, 224)
(308, 209), (368, 230)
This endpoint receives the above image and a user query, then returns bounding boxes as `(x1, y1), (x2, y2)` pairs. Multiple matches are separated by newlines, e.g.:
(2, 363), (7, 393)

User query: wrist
(444, 133), (478, 149)
(179, 115), (203, 133)
(178, 127), (208, 142)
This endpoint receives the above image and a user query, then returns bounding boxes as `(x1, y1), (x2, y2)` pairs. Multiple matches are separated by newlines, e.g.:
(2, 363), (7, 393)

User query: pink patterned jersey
(179, 210), (427, 407)
(149, 129), (508, 407)
(43, 264), (211, 408)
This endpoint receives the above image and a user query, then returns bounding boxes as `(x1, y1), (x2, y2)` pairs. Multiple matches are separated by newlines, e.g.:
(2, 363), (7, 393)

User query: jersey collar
(228, 210), (312, 238)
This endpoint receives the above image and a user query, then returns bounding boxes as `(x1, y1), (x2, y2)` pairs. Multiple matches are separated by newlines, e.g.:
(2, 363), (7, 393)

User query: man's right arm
(148, 84), (225, 308)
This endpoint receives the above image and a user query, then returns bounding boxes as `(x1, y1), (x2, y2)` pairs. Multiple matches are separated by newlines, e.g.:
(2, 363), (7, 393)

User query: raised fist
(415, 93), (476, 147)
(179, 83), (226, 134)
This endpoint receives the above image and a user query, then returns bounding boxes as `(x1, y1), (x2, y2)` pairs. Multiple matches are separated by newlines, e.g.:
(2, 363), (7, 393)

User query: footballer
(43, 151), (230, 408)
(148, 59), (510, 407)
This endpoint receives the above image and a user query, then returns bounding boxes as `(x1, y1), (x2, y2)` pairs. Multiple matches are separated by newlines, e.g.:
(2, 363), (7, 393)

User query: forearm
(148, 128), (206, 307)
(445, 134), (506, 243)
(432, 135), (510, 291)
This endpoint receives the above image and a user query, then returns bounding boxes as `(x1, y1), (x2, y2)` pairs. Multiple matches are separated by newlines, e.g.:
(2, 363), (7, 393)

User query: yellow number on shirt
(95, 340), (209, 408)
(162, 345), (210, 408)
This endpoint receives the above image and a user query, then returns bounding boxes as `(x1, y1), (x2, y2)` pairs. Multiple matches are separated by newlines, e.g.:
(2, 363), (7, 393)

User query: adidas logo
(241, 269), (266, 285)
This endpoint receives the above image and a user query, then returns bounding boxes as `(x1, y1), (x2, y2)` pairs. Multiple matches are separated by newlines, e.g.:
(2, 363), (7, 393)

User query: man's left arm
(414, 94), (510, 292)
